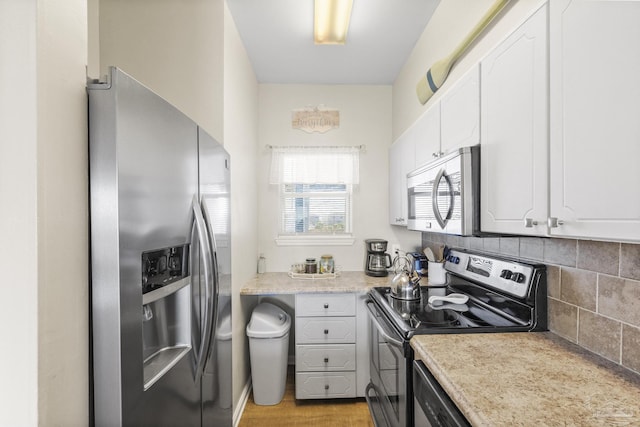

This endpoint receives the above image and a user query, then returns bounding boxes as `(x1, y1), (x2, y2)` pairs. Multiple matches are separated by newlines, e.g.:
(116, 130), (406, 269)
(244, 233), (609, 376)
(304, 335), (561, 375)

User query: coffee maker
(364, 239), (393, 277)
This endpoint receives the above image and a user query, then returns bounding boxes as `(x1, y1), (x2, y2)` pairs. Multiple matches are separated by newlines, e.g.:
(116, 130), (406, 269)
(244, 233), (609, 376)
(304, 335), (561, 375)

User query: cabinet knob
(324, 303), (329, 309)
(524, 218), (539, 228)
(547, 217), (565, 228)
(324, 329), (329, 335)
(324, 357), (329, 363)
(324, 385), (330, 390)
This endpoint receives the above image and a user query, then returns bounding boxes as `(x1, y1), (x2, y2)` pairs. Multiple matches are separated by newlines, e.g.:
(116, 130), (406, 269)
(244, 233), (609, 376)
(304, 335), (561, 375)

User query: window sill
(275, 235), (355, 246)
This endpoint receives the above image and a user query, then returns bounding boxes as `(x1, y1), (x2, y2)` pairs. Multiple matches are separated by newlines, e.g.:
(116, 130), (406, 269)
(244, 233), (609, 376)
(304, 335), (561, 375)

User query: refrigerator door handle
(191, 196), (216, 382)
(201, 198), (220, 367)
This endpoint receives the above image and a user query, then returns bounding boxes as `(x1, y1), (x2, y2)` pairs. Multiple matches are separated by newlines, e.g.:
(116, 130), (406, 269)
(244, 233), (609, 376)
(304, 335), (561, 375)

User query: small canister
(305, 258), (317, 274)
(320, 255), (334, 274)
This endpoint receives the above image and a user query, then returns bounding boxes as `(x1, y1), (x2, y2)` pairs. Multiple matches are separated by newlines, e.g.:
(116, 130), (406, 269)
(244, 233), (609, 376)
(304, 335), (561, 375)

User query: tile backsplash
(421, 233), (640, 375)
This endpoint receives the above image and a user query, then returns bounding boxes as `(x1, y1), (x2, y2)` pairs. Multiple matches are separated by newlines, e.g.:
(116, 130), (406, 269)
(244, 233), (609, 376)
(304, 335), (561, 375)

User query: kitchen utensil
(429, 303), (469, 312)
(423, 247), (436, 262)
(428, 293), (469, 306)
(389, 270), (421, 301)
(416, 0), (510, 104)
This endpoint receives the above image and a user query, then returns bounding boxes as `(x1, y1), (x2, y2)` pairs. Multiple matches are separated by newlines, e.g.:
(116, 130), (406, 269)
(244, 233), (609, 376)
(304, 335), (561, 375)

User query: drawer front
(296, 344), (356, 372)
(295, 317), (356, 344)
(296, 293), (356, 317)
(295, 372), (356, 399)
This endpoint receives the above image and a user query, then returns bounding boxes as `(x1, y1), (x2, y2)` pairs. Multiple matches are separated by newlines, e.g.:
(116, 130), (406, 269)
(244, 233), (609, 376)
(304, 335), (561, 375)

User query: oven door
(413, 360), (470, 427)
(365, 301), (409, 427)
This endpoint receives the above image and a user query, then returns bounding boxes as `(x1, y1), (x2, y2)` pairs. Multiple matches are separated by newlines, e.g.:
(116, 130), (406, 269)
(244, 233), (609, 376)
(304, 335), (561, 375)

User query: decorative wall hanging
(416, 0), (510, 105)
(291, 105), (340, 133)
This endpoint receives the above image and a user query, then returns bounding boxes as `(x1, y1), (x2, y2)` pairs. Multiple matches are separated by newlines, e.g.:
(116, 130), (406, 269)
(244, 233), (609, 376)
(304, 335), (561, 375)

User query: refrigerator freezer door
(90, 68), (202, 427)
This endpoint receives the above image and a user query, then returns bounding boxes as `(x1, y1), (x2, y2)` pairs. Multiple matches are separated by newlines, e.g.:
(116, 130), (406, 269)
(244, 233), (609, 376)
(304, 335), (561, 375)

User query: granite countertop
(411, 332), (640, 426)
(240, 271), (390, 295)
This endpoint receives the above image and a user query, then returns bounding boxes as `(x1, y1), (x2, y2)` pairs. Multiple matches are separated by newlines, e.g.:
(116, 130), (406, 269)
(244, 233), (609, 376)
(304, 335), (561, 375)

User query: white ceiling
(226, 0), (441, 85)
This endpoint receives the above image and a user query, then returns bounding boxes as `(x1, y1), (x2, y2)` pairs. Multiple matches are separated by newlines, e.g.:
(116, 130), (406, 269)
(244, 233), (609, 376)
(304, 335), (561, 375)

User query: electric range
(364, 248), (547, 427)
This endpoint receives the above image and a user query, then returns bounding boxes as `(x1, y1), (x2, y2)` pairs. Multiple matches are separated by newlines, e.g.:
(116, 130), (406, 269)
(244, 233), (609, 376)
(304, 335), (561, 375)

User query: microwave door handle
(432, 168), (454, 229)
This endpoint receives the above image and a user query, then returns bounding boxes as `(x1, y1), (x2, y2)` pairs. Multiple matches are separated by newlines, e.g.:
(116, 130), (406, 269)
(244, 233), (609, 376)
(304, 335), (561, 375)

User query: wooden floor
(238, 371), (375, 427)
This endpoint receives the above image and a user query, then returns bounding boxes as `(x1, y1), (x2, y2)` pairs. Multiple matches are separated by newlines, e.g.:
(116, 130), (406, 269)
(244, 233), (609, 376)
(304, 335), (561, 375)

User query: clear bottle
(320, 254), (334, 274)
(257, 254), (266, 274)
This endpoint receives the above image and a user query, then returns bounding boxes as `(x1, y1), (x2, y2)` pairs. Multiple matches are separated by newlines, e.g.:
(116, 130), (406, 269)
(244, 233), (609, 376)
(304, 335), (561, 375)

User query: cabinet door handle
(524, 218), (539, 228)
(324, 357), (329, 363)
(547, 217), (565, 228)
(323, 303), (329, 309)
(325, 385), (330, 390)
(324, 329), (329, 335)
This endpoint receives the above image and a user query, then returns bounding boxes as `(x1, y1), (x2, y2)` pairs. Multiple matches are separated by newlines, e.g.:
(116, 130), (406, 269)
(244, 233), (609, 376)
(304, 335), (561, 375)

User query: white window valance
(269, 146), (361, 185)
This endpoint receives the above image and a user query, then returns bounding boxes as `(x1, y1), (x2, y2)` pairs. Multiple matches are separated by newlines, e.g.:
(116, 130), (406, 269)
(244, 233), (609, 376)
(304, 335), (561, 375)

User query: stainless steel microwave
(407, 146), (480, 235)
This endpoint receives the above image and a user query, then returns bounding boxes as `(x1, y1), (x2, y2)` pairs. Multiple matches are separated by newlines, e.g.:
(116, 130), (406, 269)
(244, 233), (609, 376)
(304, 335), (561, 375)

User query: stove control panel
(445, 249), (534, 299)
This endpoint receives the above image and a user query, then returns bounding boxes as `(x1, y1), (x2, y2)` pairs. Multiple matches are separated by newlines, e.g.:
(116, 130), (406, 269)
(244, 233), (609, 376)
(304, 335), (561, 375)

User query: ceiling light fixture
(314, 0), (354, 45)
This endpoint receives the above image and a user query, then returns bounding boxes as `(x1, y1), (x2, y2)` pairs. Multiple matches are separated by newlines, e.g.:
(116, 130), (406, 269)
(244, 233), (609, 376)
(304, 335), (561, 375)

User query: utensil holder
(427, 261), (447, 285)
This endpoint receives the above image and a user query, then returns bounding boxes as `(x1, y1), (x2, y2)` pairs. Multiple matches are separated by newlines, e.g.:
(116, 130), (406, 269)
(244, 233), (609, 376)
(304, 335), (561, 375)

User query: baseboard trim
(233, 378), (252, 427)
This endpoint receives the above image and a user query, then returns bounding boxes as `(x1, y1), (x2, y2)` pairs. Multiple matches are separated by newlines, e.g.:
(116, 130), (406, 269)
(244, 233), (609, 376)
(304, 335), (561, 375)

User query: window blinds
(269, 146), (360, 185)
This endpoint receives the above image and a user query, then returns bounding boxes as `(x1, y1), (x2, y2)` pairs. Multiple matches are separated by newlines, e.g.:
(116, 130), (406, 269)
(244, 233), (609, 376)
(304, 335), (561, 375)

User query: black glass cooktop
(370, 284), (532, 337)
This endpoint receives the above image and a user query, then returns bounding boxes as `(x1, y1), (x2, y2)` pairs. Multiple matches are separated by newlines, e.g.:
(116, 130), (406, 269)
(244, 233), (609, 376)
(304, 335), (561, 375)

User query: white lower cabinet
(294, 293), (369, 399)
(295, 372), (357, 399)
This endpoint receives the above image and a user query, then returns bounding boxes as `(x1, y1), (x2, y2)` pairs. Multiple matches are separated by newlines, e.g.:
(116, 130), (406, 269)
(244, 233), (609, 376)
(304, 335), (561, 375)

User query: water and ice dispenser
(141, 244), (192, 390)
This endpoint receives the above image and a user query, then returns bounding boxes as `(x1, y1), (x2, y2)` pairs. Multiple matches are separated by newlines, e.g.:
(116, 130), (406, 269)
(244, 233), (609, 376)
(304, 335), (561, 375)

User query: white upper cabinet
(549, 0), (640, 241)
(391, 66), (479, 227)
(413, 104), (440, 169)
(440, 66), (480, 156)
(480, 4), (548, 235)
(389, 129), (415, 226)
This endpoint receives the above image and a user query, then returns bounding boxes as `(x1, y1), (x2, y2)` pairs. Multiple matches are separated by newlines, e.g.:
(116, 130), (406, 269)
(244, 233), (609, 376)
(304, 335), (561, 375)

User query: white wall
(37, 0), (89, 424)
(223, 2), (260, 412)
(96, 0), (261, 417)
(257, 84), (421, 272)
(98, 0), (224, 142)
(393, 0), (547, 139)
(0, 0), (89, 425)
(0, 2), (39, 425)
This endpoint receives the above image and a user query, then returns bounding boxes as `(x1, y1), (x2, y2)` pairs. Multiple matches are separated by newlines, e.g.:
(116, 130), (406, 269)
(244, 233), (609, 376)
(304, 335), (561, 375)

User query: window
(269, 146), (360, 245)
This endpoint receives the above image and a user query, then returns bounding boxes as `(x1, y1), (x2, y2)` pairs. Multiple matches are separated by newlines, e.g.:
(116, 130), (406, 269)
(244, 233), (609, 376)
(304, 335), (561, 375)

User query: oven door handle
(366, 301), (404, 348)
(365, 382), (392, 427)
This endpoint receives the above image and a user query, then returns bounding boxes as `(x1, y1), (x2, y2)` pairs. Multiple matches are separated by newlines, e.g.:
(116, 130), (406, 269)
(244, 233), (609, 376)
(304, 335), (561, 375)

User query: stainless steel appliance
(365, 248), (547, 427)
(407, 146), (480, 235)
(365, 239), (393, 277)
(407, 252), (428, 276)
(88, 67), (232, 427)
(413, 360), (469, 427)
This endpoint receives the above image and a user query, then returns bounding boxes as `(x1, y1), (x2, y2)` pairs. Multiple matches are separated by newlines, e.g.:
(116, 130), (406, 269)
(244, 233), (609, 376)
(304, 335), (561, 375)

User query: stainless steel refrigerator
(88, 67), (232, 427)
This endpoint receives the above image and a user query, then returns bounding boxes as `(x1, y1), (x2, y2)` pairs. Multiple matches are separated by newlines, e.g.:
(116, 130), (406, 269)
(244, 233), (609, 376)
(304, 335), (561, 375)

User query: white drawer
(295, 371), (356, 399)
(296, 344), (356, 372)
(296, 293), (356, 317)
(295, 317), (356, 344)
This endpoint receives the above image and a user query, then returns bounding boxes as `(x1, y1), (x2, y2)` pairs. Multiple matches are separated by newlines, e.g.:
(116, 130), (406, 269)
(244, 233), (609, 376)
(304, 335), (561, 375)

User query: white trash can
(246, 302), (291, 405)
